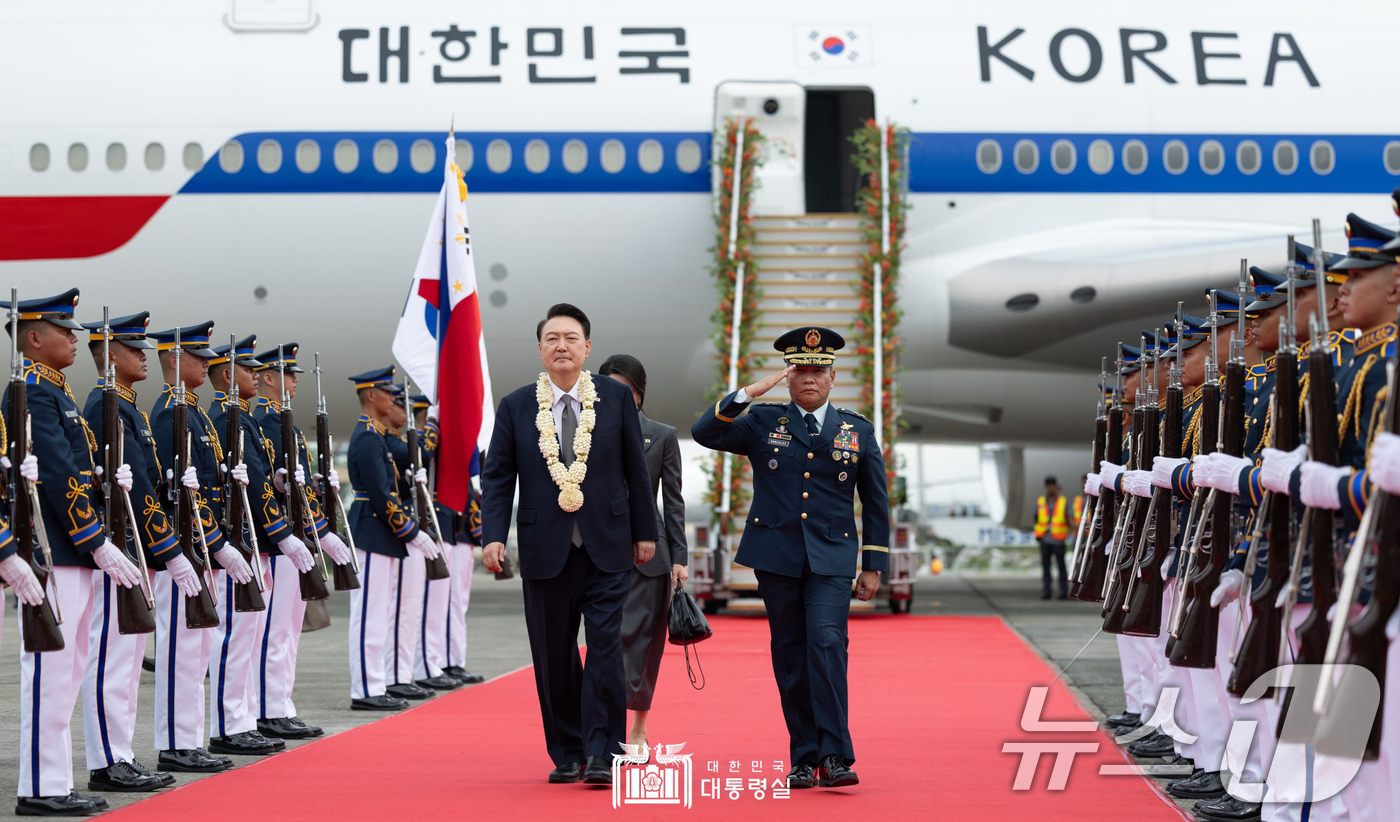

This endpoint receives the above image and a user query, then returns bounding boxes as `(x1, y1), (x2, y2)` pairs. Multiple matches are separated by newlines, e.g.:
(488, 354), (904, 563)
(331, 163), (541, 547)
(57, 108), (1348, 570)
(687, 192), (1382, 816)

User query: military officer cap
(1276, 241), (1345, 294)
(349, 366), (396, 390)
(1171, 315), (1211, 352)
(254, 342), (303, 373)
(1244, 267), (1288, 312)
(210, 334), (262, 368)
(80, 311), (156, 349)
(1331, 213), (1397, 271)
(149, 321), (218, 358)
(409, 394), (431, 412)
(1209, 289), (1245, 326)
(1, 288), (84, 333)
(1380, 188), (1400, 254)
(775, 326), (845, 367)
(1119, 343), (1142, 375)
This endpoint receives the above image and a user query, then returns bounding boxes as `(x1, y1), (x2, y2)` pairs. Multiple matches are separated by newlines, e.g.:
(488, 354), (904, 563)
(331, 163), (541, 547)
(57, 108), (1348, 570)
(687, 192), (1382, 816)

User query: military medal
(839, 471), (848, 481)
(832, 450), (841, 461)
(768, 459), (778, 469)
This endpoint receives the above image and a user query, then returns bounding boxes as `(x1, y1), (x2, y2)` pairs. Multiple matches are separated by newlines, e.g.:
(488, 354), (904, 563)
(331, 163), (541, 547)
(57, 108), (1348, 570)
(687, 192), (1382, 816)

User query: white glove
(1210, 568), (1247, 607)
(405, 531), (441, 561)
(273, 468), (288, 494)
(414, 467), (428, 485)
(1151, 457), (1189, 490)
(1099, 460), (1125, 492)
(164, 553), (202, 598)
(320, 532), (353, 566)
(0, 456), (8, 471)
(1261, 445), (1307, 495)
(1196, 452), (1253, 494)
(1084, 473), (1101, 497)
(115, 462), (133, 492)
(1387, 607), (1399, 642)
(230, 462), (249, 487)
(1299, 461), (1348, 511)
(1124, 470), (1154, 498)
(92, 540), (142, 589)
(0, 554), (44, 606)
(277, 535), (315, 574)
(1160, 553), (1172, 581)
(213, 545), (253, 584)
(328, 472), (340, 490)
(19, 454), (37, 483)
(180, 466), (199, 491)
(1370, 432), (1400, 496)
(293, 463), (305, 487)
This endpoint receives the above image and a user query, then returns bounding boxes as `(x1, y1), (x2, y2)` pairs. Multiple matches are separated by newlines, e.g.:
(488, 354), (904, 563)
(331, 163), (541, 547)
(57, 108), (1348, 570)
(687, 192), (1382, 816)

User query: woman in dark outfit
(598, 354), (688, 761)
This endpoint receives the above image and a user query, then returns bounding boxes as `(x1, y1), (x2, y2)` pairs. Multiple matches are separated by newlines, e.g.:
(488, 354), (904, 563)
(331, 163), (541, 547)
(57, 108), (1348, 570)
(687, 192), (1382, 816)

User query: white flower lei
(535, 371), (599, 512)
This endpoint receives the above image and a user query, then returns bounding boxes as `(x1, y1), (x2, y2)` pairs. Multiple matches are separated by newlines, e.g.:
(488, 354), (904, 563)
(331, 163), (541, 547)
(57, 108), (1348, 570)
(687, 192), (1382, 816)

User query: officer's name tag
(64, 409), (79, 419)
(767, 437), (791, 448)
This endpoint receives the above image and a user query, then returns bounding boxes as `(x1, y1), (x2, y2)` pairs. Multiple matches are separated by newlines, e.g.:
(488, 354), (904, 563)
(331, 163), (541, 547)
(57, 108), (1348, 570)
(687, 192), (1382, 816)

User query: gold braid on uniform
(1186, 404), (1205, 458)
(194, 406), (225, 463)
(1366, 385), (1389, 462)
(139, 410), (163, 474)
(1340, 354), (1379, 443)
(1298, 372), (1310, 420)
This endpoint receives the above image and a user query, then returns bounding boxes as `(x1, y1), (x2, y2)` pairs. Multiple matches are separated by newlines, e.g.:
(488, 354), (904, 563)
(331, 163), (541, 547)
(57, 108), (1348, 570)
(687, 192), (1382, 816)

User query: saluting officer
(691, 326), (889, 790)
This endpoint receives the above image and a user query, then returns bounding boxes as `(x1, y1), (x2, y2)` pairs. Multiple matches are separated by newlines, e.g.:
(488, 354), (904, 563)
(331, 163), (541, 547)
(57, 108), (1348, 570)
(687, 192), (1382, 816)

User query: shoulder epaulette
(838, 407), (872, 423)
(756, 401), (785, 407)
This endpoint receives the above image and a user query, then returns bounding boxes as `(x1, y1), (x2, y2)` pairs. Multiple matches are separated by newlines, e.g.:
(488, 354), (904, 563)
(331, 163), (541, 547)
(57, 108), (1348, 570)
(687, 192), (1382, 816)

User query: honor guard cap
(1171, 316), (1210, 352)
(1331, 213), (1397, 271)
(349, 366), (396, 390)
(1276, 241), (1346, 293)
(1209, 290), (1245, 326)
(1119, 343), (1142, 375)
(210, 335), (262, 368)
(149, 321), (218, 358)
(409, 394), (430, 411)
(775, 326), (845, 367)
(2, 288), (84, 332)
(1244, 267), (1288, 312)
(81, 311), (156, 349)
(254, 342), (303, 373)
(1381, 188), (1400, 253)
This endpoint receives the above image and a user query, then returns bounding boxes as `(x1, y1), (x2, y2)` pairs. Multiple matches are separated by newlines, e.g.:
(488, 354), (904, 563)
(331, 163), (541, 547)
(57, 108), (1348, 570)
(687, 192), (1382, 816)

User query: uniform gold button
(807, 452), (813, 459)
(801, 512), (807, 520)
(802, 492), (809, 499)
(774, 448), (779, 453)
(753, 517), (759, 523)
(844, 533), (849, 538)
(804, 472), (810, 478)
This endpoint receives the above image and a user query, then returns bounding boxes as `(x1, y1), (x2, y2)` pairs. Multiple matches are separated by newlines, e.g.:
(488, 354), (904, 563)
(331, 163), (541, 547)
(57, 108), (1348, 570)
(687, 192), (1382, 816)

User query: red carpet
(107, 615), (1187, 821)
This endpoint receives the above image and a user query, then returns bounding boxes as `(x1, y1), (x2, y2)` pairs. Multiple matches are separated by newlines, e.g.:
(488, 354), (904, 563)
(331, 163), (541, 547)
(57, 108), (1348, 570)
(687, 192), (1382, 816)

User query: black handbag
(667, 585), (712, 690)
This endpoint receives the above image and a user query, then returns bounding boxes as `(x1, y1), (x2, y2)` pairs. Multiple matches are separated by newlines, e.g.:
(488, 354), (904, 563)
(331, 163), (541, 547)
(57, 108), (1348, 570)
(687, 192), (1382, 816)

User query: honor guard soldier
(445, 476), (486, 684)
(251, 342), (350, 741)
(3, 290), (142, 816)
(78, 312), (180, 794)
(149, 321), (234, 775)
(204, 337), (282, 756)
(692, 326), (889, 790)
(344, 367), (441, 711)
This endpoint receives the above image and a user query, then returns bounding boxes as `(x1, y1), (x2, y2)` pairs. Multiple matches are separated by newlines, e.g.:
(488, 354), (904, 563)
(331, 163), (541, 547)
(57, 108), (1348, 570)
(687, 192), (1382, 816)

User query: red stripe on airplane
(0, 196), (169, 261)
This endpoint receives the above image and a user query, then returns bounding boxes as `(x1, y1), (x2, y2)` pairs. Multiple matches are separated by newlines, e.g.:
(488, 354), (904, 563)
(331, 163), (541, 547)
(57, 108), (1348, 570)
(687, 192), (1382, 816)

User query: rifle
(1171, 274), (1248, 668)
(100, 307), (156, 634)
(173, 327), (221, 629)
(1078, 350), (1126, 604)
(1067, 357), (1109, 599)
(277, 350), (330, 602)
(6, 290), (64, 652)
(222, 335), (266, 613)
(1105, 335), (1158, 632)
(1229, 238), (1302, 697)
(405, 377), (450, 581)
(315, 353), (360, 591)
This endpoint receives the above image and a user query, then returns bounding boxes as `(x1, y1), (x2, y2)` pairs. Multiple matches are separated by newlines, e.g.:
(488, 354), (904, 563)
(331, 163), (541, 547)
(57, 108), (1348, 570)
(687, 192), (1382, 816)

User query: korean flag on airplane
(796, 25), (873, 67)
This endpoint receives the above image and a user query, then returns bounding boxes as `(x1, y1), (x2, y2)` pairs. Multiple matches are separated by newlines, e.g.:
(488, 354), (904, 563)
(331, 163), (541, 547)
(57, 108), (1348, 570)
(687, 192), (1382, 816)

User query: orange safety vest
(1073, 495), (1084, 522)
(1034, 495), (1069, 541)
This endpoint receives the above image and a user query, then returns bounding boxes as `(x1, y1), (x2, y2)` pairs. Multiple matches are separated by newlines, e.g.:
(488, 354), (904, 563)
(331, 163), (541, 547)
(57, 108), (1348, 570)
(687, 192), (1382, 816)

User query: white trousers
(417, 542), (476, 679)
(18, 566), (95, 798)
(1116, 633), (1145, 714)
(82, 573), (143, 770)
(348, 551), (424, 698)
(208, 569), (265, 738)
(388, 551), (426, 686)
(154, 569), (213, 752)
(258, 554), (307, 720)
(445, 543), (475, 669)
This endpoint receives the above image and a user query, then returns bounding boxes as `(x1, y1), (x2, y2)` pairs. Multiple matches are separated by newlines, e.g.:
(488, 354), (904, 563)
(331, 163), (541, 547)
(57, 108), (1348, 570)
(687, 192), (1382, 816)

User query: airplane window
(218, 140), (243, 173)
(1163, 140), (1188, 174)
(295, 139), (320, 173)
(410, 139), (435, 173)
(1051, 140), (1076, 174)
(1087, 140), (1113, 174)
(1013, 139), (1038, 174)
(144, 143), (164, 171)
(333, 139), (358, 173)
(1273, 140), (1297, 175)
(373, 139), (398, 173)
(524, 139), (550, 173)
(600, 139), (626, 173)
(675, 139), (702, 173)
(183, 142), (204, 171)
(1309, 141), (1334, 175)
(1387, 141), (1400, 175)
(454, 139), (473, 172)
(638, 139), (664, 173)
(1122, 140), (1147, 174)
(562, 139), (588, 173)
(1199, 140), (1223, 175)
(69, 143), (89, 172)
(29, 143), (49, 171)
(975, 139), (1001, 174)
(106, 143), (127, 171)
(257, 139), (282, 173)
(486, 139), (512, 173)
(1236, 140), (1261, 174)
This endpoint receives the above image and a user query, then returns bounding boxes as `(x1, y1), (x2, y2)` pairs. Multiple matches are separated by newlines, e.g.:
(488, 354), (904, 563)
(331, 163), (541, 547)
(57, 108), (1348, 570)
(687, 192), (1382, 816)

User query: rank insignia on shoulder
(757, 401), (785, 407)
(838, 407), (871, 423)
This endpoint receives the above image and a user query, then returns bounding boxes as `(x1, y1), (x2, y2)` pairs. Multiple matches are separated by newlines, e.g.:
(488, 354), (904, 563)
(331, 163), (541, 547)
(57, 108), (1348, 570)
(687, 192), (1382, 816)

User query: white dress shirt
(549, 375), (584, 547)
(733, 386), (829, 430)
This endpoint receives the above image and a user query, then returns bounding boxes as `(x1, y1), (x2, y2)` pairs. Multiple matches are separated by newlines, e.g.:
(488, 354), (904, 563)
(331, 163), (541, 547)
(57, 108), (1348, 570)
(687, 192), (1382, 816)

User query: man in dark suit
(481, 303), (657, 786)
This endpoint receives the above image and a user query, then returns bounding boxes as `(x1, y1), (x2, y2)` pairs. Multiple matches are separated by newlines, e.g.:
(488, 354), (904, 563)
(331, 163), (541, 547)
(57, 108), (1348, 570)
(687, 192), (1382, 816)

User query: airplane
(2, 0), (1397, 525)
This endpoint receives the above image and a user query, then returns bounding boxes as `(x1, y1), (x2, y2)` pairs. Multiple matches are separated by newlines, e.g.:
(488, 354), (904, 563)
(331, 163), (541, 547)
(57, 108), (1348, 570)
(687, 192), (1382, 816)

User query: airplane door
(714, 81), (806, 215)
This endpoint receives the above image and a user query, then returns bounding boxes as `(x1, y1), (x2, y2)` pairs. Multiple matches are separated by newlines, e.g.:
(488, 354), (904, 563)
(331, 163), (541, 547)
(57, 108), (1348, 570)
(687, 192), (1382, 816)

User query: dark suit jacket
(481, 373), (658, 580)
(635, 411), (687, 577)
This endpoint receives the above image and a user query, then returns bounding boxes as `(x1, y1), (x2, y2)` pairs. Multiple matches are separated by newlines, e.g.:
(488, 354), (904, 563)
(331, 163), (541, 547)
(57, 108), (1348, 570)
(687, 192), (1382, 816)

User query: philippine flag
(391, 130), (494, 512)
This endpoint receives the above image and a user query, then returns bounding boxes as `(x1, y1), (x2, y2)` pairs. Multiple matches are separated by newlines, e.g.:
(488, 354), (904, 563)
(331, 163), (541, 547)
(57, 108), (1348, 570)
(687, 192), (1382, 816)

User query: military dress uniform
(443, 480), (484, 683)
(380, 403), (436, 698)
(692, 327), (889, 787)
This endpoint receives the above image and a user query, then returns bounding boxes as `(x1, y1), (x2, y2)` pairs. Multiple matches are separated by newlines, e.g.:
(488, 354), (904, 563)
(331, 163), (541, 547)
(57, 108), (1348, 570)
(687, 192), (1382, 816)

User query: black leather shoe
(209, 733), (277, 756)
(351, 695), (409, 711)
(583, 756), (612, 784)
(548, 762), (583, 784)
(1194, 795), (1263, 822)
(416, 675), (462, 691)
(258, 716), (320, 739)
(1113, 719), (1145, 736)
(245, 731), (285, 751)
(199, 748), (234, 768)
(87, 761), (164, 792)
(157, 749), (228, 773)
(787, 762), (817, 789)
(386, 682), (433, 700)
(16, 792), (103, 816)
(130, 759), (175, 787)
(286, 716), (324, 737)
(1128, 731), (1175, 758)
(142, 656), (156, 673)
(443, 665), (486, 684)
(818, 754), (859, 787)
(1153, 754), (1194, 778)
(1168, 770), (1226, 800)
(1105, 711), (1141, 728)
